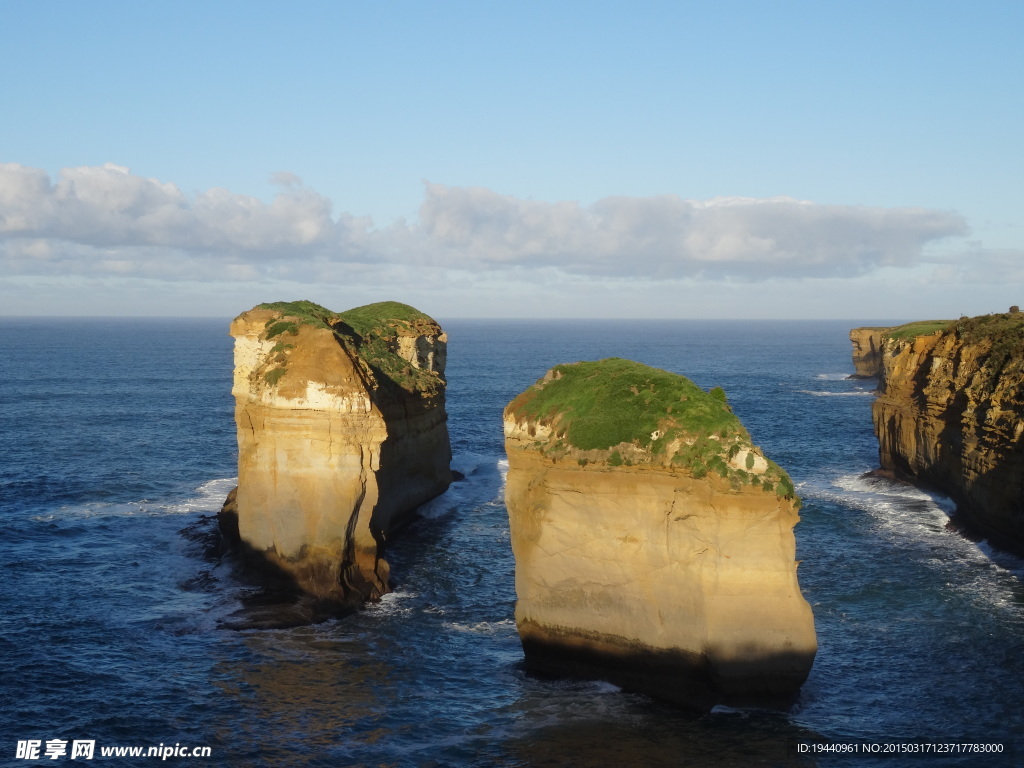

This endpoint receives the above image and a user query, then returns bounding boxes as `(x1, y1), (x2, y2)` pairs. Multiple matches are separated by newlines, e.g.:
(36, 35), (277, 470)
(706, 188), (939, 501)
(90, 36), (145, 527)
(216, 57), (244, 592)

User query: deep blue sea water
(1, 318), (1022, 767)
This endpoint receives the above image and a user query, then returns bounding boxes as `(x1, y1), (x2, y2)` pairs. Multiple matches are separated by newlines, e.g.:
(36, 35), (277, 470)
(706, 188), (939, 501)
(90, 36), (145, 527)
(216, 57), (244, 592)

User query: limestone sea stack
(222, 300), (452, 604)
(864, 313), (1024, 550)
(503, 358), (816, 711)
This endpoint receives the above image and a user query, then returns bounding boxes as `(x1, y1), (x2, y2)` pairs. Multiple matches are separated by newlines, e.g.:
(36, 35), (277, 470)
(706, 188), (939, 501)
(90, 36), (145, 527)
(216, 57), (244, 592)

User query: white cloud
(923, 246), (1024, 285)
(0, 162), (372, 264)
(0, 163), (977, 286)
(415, 183), (969, 279)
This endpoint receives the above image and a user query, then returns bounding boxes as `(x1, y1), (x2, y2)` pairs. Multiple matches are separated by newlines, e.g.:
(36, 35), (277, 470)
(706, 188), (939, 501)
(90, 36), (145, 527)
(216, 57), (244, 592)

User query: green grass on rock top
(508, 358), (745, 451)
(507, 358), (797, 499)
(953, 311), (1024, 386)
(881, 311), (1024, 387)
(339, 301), (437, 337)
(882, 320), (953, 342)
(255, 299), (434, 335)
(252, 299), (442, 394)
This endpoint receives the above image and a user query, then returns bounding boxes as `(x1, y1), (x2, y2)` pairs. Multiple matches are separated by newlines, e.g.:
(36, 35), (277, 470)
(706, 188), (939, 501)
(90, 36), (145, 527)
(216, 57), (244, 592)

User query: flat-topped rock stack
(502, 358), (816, 711)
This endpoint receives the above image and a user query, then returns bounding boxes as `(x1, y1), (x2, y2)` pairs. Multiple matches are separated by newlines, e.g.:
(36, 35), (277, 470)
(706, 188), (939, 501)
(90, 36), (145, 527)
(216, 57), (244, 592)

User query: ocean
(1, 317), (1021, 767)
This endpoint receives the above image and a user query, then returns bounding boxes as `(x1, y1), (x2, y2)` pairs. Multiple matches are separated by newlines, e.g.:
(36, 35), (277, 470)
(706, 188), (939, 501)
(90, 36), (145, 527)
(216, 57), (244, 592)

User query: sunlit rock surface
(868, 314), (1024, 550)
(503, 358), (816, 711)
(222, 300), (452, 604)
(848, 327), (889, 379)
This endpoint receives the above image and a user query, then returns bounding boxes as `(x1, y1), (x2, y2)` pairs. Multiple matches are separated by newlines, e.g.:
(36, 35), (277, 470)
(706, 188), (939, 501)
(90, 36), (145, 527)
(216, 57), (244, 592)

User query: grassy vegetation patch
(508, 358), (747, 452)
(258, 300), (338, 330)
(955, 311), (1024, 345)
(263, 368), (287, 386)
(954, 311), (1024, 386)
(883, 320), (952, 342)
(350, 335), (421, 390)
(254, 299), (443, 395)
(339, 301), (435, 337)
(508, 358), (798, 502)
(337, 303), (439, 393)
(265, 320), (299, 339)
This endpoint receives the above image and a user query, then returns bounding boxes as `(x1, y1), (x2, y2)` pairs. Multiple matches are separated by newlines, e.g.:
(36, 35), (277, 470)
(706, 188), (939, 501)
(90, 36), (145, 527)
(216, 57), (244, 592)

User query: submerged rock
(866, 313), (1024, 550)
(222, 300), (452, 605)
(503, 358), (816, 711)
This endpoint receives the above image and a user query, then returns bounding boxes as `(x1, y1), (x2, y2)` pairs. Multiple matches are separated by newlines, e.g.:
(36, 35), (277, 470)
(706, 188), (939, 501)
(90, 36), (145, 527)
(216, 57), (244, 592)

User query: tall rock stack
(502, 358), (816, 711)
(222, 300), (452, 604)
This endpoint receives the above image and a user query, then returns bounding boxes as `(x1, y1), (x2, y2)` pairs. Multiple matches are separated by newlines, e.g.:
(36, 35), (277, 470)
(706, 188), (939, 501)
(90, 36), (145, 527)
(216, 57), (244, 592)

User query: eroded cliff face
(871, 314), (1024, 549)
(503, 359), (816, 711)
(224, 301), (452, 603)
(849, 327), (889, 378)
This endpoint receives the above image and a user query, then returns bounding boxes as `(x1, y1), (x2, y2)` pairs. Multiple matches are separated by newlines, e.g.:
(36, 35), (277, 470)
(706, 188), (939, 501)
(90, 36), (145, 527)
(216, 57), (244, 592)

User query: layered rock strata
(848, 327), (889, 378)
(222, 300), (452, 603)
(503, 358), (816, 711)
(867, 313), (1024, 549)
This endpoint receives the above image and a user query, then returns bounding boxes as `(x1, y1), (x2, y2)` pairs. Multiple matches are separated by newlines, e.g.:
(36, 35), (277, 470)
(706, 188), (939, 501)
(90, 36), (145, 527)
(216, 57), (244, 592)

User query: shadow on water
(211, 627), (391, 767)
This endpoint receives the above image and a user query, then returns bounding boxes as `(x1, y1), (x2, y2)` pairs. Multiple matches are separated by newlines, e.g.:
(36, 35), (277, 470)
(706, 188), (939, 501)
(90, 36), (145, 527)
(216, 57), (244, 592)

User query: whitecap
(443, 618), (516, 635)
(709, 704), (747, 716)
(450, 453), (487, 478)
(163, 477), (237, 515)
(589, 680), (622, 694)
(804, 473), (1024, 611)
(367, 590), (419, 616)
(976, 541), (1024, 573)
(46, 477), (238, 519)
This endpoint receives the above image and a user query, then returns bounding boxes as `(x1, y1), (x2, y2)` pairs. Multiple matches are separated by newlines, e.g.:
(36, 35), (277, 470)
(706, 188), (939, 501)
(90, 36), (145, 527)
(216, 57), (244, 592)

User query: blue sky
(1, 0), (1021, 319)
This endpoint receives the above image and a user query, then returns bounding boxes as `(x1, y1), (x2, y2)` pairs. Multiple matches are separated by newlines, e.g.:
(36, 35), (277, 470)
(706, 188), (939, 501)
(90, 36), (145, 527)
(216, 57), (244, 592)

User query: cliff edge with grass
(862, 312), (1024, 549)
(221, 300), (452, 604)
(502, 358), (816, 711)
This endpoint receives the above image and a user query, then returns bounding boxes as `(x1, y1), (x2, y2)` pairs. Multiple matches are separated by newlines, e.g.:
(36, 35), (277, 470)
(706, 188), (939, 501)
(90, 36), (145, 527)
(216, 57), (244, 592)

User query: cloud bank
(0, 162), (970, 283)
(417, 184), (967, 279)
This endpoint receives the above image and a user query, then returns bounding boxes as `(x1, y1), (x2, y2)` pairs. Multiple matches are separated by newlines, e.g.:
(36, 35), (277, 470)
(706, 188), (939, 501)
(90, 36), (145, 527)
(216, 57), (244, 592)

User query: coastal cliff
(866, 313), (1024, 549)
(222, 300), (452, 603)
(503, 359), (816, 711)
(848, 327), (889, 378)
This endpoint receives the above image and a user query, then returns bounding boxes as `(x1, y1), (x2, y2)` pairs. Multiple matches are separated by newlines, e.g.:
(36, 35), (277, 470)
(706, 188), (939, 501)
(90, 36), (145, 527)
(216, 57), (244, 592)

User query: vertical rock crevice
(222, 300), (452, 606)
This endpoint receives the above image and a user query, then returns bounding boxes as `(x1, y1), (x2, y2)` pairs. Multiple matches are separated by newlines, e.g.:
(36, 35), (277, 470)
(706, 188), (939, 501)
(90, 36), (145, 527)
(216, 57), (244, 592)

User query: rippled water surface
(1, 318), (1021, 766)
